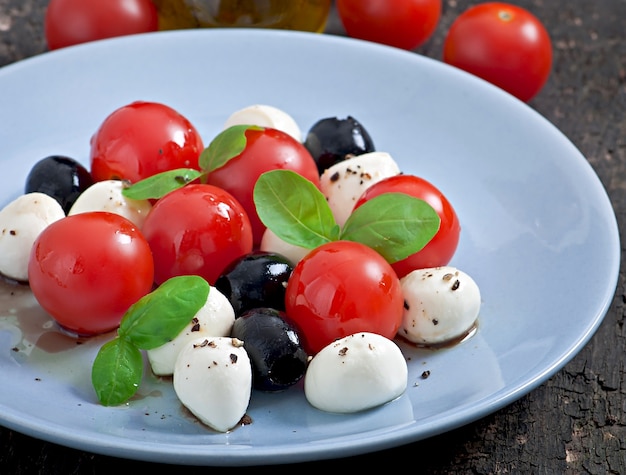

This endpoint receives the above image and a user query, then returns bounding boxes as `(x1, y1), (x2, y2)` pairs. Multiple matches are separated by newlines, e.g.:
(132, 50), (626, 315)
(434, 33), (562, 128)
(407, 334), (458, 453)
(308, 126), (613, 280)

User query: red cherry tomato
(141, 183), (253, 286)
(45, 0), (158, 50)
(90, 101), (204, 185)
(285, 240), (404, 355)
(443, 2), (552, 102)
(354, 174), (460, 279)
(336, 0), (442, 50)
(206, 127), (320, 247)
(28, 212), (155, 336)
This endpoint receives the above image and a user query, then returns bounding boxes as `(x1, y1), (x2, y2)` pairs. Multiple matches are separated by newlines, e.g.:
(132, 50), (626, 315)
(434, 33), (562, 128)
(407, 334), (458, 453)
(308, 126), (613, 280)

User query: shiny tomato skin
(90, 101), (204, 184)
(354, 174), (460, 278)
(45, 0), (158, 50)
(336, 0), (442, 50)
(443, 2), (552, 102)
(28, 211), (154, 336)
(285, 240), (404, 355)
(141, 183), (253, 286)
(206, 127), (320, 247)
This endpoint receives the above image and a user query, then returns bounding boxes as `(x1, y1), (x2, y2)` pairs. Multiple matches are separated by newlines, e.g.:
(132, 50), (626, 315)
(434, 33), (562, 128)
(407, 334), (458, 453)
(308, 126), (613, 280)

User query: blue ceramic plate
(0, 29), (619, 466)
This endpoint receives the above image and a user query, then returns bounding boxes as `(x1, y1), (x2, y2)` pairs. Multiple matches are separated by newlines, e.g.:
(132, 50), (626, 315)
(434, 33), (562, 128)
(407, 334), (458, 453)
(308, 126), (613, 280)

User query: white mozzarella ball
(173, 336), (252, 433)
(147, 286), (236, 376)
(399, 266), (481, 346)
(304, 332), (408, 413)
(319, 151), (400, 227)
(223, 104), (302, 142)
(68, 180), (152, 229)
(0, 192), (65, 282)
(259, 227), (310, 265)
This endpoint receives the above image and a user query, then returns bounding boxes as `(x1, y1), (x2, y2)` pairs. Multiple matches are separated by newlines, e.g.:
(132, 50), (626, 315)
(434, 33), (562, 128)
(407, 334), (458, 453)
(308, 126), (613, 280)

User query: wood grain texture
(1, 0), (625, 473)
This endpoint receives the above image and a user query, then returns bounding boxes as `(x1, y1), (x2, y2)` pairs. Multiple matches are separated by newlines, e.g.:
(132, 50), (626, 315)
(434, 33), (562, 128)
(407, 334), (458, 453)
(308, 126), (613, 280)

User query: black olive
(232, 307), (308, 391)
(214, 251), (293, 317)
(24, 155), (94, 214)
(304, 116), (376, 174)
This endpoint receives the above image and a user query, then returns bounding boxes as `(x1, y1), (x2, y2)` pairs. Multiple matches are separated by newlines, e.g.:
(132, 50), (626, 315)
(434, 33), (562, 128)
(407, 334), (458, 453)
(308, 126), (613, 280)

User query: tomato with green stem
(443, 2), (552, 102)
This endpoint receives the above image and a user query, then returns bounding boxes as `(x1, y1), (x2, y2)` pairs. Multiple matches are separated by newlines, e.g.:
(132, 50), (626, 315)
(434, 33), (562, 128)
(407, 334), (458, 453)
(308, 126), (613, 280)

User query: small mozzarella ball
(399, 266), (481, 346)
(259, 227), (310, 265)
(147, 286), (235, 376)
(173, 336), (252, 433)
(320, 151), (400, 227)
(304, 332), (407, 413)
(68, 180), (152, 229)
(223, 104), (302, 142)
(0, 192), (65, 282)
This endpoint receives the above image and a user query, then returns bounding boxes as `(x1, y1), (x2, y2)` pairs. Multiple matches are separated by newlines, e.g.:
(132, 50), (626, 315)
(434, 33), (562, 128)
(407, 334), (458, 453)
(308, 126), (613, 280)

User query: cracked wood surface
(1, 0), (625, 473)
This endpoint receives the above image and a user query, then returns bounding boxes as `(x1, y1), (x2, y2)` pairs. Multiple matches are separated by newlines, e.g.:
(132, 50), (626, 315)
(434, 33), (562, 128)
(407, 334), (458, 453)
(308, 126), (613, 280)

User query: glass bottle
(152, 0), (332, 33)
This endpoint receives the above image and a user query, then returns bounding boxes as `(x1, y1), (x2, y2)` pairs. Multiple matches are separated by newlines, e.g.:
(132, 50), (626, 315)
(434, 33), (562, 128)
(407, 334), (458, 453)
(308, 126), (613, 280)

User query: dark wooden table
(1, 1), (625, 473)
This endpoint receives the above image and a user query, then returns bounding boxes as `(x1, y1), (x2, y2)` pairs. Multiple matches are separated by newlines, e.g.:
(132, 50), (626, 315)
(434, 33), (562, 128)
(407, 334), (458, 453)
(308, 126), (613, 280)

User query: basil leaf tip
(92, 275), (210, 406)
(122, 168), (202, 200)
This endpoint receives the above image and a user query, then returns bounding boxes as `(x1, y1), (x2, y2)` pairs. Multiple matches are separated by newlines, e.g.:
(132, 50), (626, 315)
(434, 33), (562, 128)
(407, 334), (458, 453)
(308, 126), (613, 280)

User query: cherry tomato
(141, 183), (253, 286)
(90, 101), (204, 184)
(336, 0), (442, 50)
(285, 240), (404, 355)
(28, 212), (155, 336)
(443, 2), (552, 102)
(354, 174), (460, 279)
(45, 0), (158, 50)
(206, 127), (320, 247)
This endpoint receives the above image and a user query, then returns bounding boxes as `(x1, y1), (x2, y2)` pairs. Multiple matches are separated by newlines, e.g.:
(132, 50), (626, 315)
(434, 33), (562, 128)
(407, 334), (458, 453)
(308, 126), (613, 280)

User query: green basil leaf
(254, 169), (340, 249)
(199, 124), (263, 172)
(340, 192), (441, 264)
(91, 337), (143, 406)
(121, 168), (202, 200)
(118, 275), (210, 350)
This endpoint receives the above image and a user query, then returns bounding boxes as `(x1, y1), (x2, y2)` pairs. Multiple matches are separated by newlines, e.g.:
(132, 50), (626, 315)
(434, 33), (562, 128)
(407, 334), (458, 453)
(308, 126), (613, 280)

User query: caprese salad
(0, 101), (482, 432)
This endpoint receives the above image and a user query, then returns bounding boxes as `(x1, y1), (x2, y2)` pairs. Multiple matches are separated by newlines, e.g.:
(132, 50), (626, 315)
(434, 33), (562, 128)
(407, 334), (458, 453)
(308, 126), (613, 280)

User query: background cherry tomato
(45, 0), (158, 50)
(90, 101), (204, 185)
(285, 240), (404, 355)
(336, 0), (442, 50)
(28, 211), (155, 336)
(206, 127), (320, 247)
(141, 183), (253, 286)
(443, 2), (552, 102)
(354, 174), (460, 279)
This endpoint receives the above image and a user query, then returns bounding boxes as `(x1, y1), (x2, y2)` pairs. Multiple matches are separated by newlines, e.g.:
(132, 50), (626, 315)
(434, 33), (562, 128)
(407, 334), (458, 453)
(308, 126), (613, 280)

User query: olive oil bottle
(152, 0), (332, 33)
